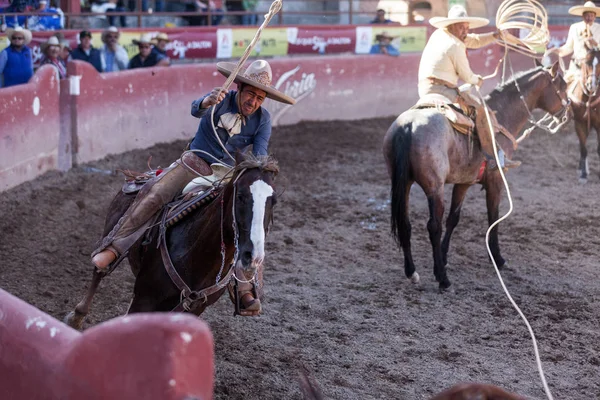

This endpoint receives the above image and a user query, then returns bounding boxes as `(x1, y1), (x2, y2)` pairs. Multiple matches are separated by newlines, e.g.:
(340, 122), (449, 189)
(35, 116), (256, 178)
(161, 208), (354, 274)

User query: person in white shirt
(418, 5), (518, 170)
(100, 26), (129, 72)
(548, 1), (600, 85)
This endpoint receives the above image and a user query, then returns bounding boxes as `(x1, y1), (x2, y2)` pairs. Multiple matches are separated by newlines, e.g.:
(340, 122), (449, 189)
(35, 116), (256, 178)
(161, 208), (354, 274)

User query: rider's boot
(475, 107), (521, 171)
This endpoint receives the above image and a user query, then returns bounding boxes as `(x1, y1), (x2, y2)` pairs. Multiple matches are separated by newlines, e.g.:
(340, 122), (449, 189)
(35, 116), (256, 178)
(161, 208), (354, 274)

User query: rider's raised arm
(464, 31), (496, 49)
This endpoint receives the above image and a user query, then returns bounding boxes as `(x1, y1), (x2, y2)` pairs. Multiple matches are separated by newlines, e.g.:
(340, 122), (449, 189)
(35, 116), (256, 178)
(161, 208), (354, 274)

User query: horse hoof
(438, 280), (452, 292)
(409, 272), (420, 284)
(63, 311), (85, 331)
(579, 177), (588, 184)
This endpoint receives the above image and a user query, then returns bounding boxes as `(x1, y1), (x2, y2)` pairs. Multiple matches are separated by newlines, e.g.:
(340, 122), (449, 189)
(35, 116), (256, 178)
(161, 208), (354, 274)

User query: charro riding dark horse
(65, 153), (279, 329)
(383, 63), (570, 289)
(568, 46), (600, 182)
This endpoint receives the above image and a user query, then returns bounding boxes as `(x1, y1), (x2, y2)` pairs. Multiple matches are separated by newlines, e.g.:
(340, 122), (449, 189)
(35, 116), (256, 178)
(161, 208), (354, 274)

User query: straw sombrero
(6, 26), (32, 45)
(132, 33), (153, 46)
(151, 32), (171, 44)
(101, 26), (120, 42)
(40, 36), (62, 53)
(568, 1), (600, 16)
(429, 5), (489, 29)
(216, 60), (296, 105)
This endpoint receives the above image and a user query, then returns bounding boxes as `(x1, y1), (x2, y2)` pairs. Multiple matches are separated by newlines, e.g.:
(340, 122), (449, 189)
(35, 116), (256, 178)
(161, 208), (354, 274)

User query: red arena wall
(0, 288), (214, 399)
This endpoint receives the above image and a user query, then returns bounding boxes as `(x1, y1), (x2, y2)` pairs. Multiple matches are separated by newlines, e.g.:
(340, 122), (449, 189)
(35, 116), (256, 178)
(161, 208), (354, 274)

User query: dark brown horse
(65, 153), (279, 329)
(383, 63), (570, 289)
(568, 48), (600, 183)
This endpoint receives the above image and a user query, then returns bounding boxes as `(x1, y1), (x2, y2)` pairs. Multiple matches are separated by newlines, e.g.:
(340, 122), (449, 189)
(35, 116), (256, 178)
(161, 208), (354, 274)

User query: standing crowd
(0, 26), (171, 87)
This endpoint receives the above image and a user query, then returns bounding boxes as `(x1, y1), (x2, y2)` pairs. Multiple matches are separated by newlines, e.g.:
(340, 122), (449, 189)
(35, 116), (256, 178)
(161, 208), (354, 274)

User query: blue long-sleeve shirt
(369, 44), (400, 56)
(189, 90), (271, 164)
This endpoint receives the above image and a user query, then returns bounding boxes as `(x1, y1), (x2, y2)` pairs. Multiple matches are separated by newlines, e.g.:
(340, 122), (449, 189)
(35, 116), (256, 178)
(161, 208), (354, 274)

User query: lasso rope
(495, 0), (550, 58)
(209, 0), (283, 166)
(474, 2), (555, 399)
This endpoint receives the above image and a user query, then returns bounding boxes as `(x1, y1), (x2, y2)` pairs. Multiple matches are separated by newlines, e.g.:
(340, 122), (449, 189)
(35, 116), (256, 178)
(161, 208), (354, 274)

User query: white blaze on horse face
(249, 179), (274, 266)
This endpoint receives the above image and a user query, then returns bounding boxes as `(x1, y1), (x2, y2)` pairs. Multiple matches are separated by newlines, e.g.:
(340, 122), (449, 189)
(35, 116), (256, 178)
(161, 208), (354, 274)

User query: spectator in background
(59, 39), (72, 63)
(40, 35), (67, 79)
(1, 0), (34, 29)
(0, 26), (33, 88)
(371, 8), (393, 24)
(370, 31), (400, 56)
(151, 32), (170, 59)
(71, 30), (103, 72)
(226, 0), (244, 25)
(100, 26), (129, 72)
(127, 0), (147, 12)
(242, 0), (257, 26)
(184, 0), (222, 26)
(27, 0), (63, 31)
(128, 33), (169, 69)
(107, 0), (127, 27)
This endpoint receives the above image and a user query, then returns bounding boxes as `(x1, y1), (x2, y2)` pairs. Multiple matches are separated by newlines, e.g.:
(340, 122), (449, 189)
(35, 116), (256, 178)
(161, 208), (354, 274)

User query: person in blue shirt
(27, 0), (64, 31)
(91, 60), (295, 314)
(128, 33), (169, 68)
(70, 30), (103, 72)
(371, 9), (393, 24)
(370, 31), (400, 56)
(0, 27), (34, 88)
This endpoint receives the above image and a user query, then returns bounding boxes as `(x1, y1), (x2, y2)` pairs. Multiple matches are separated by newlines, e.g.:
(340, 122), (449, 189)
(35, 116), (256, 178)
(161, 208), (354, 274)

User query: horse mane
(489, 66), (545, 96)
(234, 153), (279, 175)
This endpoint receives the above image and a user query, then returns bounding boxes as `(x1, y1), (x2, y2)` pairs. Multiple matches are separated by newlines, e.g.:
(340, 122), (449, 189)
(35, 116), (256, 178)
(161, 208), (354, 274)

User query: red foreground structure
(0, 288), (214, 399)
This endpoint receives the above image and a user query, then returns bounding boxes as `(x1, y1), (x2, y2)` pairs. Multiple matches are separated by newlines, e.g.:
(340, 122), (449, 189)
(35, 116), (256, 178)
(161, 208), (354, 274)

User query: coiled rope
(478, 2), (555, 399)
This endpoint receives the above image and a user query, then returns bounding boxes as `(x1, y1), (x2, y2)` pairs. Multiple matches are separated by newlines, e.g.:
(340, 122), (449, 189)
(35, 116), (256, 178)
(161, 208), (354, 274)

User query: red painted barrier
(0, 65), (63, 192)
(0, 288), (214, 399)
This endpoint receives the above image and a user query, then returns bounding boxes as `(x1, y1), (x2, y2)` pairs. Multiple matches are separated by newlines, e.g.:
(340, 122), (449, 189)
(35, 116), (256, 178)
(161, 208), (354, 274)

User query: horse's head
(230, 152), (279, 279)
(535, 61), (570, 115)
(582, 48), (600, 93)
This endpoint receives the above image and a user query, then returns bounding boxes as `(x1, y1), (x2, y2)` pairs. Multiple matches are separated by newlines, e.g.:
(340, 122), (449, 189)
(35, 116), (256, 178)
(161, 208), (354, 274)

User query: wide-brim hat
(568, 1), (600, 16)
(41, 36), (62, 53)
(375, 31), (396, 41)
(429, 5), (489, 29)
(216, 60), (296, 105)
(101, 26), (120, 42)
(151, 32), (170, 44)
(132, 33), (154, 46)
(6, 26), (32, 45)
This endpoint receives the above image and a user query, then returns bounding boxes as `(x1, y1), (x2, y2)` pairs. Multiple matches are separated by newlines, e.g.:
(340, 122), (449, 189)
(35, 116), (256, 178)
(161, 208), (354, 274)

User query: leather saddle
(412, 93), (475, 136)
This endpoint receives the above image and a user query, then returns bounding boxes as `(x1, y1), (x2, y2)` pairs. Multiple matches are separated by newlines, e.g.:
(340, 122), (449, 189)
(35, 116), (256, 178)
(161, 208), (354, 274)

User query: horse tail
(389, 123), (412, 244)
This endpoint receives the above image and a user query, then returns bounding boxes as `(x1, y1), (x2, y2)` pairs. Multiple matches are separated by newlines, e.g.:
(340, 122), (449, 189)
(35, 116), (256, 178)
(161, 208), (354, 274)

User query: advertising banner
(287, 26), (355, 54)
(230, 27), (288, 57)
(356, 26), (427, 54)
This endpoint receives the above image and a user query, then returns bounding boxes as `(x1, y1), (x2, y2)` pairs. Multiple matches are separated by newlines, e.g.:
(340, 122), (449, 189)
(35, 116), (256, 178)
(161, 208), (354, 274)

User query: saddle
(412, 93), (475, 136)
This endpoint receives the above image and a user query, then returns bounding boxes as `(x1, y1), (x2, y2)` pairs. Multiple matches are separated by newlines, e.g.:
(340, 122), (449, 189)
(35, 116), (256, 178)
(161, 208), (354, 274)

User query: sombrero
(216, 60), (296, 105)
(375, 31), (396, 41)
(40, 36), (62, 53)
(151, 32), (170, 44)
(568, 1), (600, 16)
(6, 26), (32, 45)
(132, 33), (153, 46)
(429, 5), (489, 29)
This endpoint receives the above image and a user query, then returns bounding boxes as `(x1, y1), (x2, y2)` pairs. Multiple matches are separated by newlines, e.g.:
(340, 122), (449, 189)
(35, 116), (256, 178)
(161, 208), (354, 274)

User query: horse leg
(441, 184), (471, 267)
(484, 175), (506, 268)
(64, 268), (104, 330)
(575, 120), (589, 183)
(397, 180), (419, 283)
(426, 187), (450, 289)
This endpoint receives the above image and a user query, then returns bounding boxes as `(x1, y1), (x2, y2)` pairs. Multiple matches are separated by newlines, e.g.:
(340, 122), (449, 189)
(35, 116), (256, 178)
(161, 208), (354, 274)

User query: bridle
(512, 67), (571, 143)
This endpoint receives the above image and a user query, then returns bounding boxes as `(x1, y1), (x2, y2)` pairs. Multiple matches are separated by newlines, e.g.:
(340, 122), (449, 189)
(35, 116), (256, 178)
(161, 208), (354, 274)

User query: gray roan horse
(383, 62), (569, 289)
(65, 153), (278, 329)
(568, 47), (600, 183)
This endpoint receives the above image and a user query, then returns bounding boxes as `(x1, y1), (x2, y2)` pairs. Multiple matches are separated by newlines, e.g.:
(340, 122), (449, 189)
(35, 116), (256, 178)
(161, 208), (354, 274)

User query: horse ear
(550, 61), (560, 77)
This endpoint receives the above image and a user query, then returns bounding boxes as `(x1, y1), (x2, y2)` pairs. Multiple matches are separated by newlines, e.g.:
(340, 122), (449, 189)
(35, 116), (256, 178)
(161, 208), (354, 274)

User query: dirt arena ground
(1, 117), (599, 399)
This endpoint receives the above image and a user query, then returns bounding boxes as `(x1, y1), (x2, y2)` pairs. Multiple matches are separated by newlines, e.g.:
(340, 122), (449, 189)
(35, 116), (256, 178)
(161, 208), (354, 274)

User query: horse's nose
(241, 250), (253, 267)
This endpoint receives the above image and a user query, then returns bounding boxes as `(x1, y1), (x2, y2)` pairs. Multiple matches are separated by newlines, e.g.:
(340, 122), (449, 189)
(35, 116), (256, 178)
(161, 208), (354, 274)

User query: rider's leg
(92, 154), (209, 269)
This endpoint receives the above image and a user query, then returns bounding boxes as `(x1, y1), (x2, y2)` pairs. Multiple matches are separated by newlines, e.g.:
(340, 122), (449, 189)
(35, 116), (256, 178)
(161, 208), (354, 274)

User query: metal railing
(0, 0), (411, 29)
